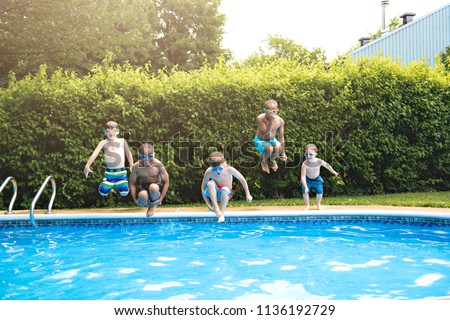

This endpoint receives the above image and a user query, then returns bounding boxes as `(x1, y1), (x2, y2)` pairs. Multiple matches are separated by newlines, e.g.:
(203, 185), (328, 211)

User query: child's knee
(207, 180), (217, 188)
(138, 190), (148, 198)
(149, 184), (160, 193)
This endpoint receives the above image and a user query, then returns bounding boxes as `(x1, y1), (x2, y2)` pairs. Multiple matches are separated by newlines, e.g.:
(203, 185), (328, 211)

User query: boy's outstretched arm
(230, 168), (253, 202)
(278, 121), (287, 161)
(129, 164), (140, 205)
(322, 161), (339, 176)
(300, 163), (309, 193)
(153, 166), (170, 205)
(256, 115), (267, 138)
(84, 140), (106, 178)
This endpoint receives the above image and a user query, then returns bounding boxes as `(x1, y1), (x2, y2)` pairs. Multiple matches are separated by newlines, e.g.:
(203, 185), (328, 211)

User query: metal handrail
(29, 176), (56, 229)
(0, 176), (18, 214)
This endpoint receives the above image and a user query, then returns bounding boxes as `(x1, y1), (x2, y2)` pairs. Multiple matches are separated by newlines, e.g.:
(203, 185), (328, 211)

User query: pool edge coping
(1, 208), (450, 226)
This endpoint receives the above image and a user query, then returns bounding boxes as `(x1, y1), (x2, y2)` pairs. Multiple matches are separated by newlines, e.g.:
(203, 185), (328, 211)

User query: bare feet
(261, 160), (270, 173)
(317, 204), (324, 210)
(270, 159), (278, 171)
(146, 204), (156, 217)
(304, 205), (310, 211)
(215, 208), (225, 223)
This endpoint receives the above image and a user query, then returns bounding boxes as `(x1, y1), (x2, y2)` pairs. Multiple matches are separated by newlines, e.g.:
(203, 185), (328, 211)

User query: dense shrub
(0, 57), (449, 209)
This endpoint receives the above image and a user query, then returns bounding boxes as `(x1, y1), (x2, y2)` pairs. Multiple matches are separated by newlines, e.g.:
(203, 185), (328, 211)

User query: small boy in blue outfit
(301, 144), (339, 210)
(84, 121), (134, 197)
(253, 99), (287, 173)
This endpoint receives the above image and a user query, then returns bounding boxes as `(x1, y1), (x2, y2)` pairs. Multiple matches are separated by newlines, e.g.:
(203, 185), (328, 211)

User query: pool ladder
(30, 176), (56, 228)
(0, 176), (18, 214)
(0, 175), (56, 228)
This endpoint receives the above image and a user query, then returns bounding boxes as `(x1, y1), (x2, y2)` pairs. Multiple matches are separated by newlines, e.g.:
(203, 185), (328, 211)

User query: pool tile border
(1, 209), (450, 227)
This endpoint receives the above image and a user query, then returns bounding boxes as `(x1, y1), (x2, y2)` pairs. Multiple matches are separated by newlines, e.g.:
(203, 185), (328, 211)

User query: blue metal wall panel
(351, 4), (450, 66)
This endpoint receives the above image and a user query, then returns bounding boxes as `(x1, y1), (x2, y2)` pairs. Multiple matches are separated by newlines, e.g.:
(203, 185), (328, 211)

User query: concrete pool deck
(1, 205), (450, 225)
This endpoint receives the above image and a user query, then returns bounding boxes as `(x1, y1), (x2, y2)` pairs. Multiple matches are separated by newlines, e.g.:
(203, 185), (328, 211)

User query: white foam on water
(423, 258), (450, 266)
(237, 279), (259, 287)
(328, 259), (389, 271)
(119, 268), (136, 274)
(157, 257), (177, 261)
(143, 281), (183, 291)
(86, 272), (99, 279)
(168, 294), (196, 300)
(414, 273), (445, 287)
(46, 269), (80, 280)
(280, 265), (297, 270)
(148, 262), (166, 267)
(235, 280), (333, 300)
(241, 259), (271, 265)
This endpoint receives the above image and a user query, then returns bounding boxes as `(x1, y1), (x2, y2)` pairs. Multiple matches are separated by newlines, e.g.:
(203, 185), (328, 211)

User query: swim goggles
(263, 108), (278, 114)
(211, 166), (224, 173)
(305, 153), (315, 157)
(140, 153), (154, 159)
(102, 128), (119, 134)
(209, 161), (224, 173)
(209, 160), (224, 167)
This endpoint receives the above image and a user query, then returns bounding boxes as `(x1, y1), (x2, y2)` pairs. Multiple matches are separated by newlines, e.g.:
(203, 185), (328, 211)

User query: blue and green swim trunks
(253, 136), (280, 155)
(99, 167), (129, 196)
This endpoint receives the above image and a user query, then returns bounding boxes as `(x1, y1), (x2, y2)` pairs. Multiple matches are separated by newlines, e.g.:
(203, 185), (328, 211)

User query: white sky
(220, 0), (450, 61)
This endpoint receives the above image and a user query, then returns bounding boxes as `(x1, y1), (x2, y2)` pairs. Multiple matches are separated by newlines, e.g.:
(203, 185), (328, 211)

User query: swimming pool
(1, 209), (449, 300)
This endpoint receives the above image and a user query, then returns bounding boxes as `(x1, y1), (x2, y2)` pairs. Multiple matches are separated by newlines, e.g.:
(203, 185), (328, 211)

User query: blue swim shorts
(253, 136), (280, 155)
(302, 176), (324, 195)
(99, 167), (129, 196)
(203, 183), (233, 201)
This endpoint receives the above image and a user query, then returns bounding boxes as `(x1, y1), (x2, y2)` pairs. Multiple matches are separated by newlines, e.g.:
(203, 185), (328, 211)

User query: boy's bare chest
(103, 140), (123, 153)
(263, 118), (281, 130)
(137, 165), (160, 180)
(210, 173), (232, 187)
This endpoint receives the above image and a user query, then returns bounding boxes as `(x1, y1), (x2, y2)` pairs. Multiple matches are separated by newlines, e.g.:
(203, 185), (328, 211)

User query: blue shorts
(203, 183), (233, 201)
(253, 136), (280, 155)
(302, 176), (324, 195)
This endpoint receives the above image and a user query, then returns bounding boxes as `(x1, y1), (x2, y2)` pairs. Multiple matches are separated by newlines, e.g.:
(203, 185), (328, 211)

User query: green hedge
(0, 57), (449, 210)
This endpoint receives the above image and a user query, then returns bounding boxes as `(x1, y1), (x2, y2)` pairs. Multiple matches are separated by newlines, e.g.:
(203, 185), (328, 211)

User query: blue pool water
(1, 220), (449, 300)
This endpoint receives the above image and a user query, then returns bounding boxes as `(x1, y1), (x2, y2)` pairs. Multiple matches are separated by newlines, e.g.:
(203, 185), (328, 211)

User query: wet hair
(264, 99), (278, 108)
(105, 121), (119, 129)
(209, 151), (225, 164)
(139, 143), (154, 154)
(305, 144), (318, 153)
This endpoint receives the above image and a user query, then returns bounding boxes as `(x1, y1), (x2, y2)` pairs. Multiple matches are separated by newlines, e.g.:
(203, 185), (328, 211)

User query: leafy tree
(152, 0), (229, 71)
(440, 45), (450, 72)
(0, 0), (227, 85)
(241, 34), (326, 67)
(0, 0), (159, 82)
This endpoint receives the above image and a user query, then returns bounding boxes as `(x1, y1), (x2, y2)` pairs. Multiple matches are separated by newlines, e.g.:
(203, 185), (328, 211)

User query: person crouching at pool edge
(129, 143), (170, 217)
(300, 144), (339, 210)
(201, 151), (253, 223)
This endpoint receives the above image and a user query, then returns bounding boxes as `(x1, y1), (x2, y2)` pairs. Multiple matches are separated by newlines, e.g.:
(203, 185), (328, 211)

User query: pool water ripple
(0, 220), (449, 300)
